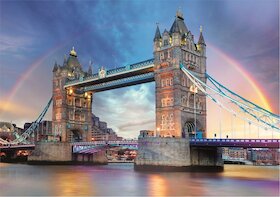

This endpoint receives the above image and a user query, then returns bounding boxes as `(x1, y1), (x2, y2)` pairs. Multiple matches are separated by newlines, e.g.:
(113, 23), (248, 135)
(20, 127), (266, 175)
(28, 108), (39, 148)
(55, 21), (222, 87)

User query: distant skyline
(0, 0), (279, 138)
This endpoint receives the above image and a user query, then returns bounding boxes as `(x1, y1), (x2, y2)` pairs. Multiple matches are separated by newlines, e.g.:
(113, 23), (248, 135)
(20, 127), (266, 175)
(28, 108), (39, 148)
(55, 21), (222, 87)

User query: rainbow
(1, 29), (91, 112)
(1, 42), (274, 115)
(208, 44), (273, 113)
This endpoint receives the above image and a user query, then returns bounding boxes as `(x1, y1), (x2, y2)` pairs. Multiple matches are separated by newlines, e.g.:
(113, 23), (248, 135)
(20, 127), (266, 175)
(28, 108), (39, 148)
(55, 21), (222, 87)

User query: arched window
(170, 78), (173, 86)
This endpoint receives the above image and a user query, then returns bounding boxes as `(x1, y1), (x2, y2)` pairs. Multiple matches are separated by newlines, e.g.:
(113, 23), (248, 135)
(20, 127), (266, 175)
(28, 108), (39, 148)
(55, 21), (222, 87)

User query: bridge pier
(28, 142), (107, 165)
(190, 146), (223, 171)
(72, 151), (108, 164)
(28, 142), (72, 164)
(135, 137), (223, 172)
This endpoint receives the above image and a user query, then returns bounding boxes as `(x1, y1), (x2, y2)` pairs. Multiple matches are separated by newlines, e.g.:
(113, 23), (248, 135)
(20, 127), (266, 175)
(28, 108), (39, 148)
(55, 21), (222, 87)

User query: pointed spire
(198, 25), (206, 45)
(153, 24), (162, 42)
(70, 46), (77, 57)
(62, 54), (67, 67)
(176, 7), (184, 20)
(88, 60), (93, 75)
(52, 61), (58, 72)
(170, 18), (180, 34)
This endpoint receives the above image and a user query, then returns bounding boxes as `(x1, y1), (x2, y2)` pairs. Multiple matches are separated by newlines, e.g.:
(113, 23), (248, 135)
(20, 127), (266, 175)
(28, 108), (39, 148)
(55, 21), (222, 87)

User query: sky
(0, 0), (279, 139)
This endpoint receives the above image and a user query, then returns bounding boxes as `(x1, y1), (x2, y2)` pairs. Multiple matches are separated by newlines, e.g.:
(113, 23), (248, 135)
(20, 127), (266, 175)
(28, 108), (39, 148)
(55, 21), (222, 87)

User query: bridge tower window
(56, 99), (62, 106)
(56, 113), (61, 120)
(161, 97), (174, 107)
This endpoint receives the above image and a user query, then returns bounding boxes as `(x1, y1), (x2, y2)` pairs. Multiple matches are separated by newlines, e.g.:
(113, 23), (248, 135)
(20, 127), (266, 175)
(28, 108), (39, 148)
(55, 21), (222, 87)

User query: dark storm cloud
(0, 0), (278, 137)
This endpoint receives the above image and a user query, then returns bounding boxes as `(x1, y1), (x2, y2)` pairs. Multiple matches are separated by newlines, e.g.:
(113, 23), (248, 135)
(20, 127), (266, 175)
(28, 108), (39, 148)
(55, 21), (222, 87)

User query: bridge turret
(153, 24), (162, 52)
(52, 47), (93, 143)
(197, 26), (206, 57)
(196, 26), (207, 78)
(52, 61), (58, 72)
(87, 60), (93, 76)
(154, 10), (207, 138)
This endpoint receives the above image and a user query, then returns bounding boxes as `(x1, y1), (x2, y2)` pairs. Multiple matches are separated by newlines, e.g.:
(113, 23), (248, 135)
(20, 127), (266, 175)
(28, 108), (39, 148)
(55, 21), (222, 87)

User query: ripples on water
(0, 163), (279, 196)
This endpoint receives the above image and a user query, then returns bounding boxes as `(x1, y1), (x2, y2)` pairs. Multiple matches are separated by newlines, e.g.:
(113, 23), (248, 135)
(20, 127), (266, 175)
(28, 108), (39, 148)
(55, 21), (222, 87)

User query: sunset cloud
(0, 0), (278, 138)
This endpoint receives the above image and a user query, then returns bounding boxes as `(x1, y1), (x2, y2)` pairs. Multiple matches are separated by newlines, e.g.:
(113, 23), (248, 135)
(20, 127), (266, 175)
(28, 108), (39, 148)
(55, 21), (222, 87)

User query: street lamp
(156, 127), (160, 137)
(190, 84), (198, 139)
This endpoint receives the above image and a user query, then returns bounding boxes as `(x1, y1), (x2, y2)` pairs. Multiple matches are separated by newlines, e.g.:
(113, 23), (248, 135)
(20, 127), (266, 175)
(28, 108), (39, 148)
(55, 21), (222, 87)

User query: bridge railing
(189, 138), (280, 143)
(71, 140), (138, 146)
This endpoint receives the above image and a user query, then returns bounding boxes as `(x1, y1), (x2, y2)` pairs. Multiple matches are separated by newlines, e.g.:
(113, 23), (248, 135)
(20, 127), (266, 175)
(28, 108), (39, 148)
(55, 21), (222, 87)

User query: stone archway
(71, 129), (83, 142)
(183, 119), (202, 139)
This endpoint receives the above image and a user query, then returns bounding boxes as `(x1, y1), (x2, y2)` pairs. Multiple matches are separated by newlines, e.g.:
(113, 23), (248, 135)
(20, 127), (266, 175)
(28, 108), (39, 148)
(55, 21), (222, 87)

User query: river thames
(0, 163), (279, 196)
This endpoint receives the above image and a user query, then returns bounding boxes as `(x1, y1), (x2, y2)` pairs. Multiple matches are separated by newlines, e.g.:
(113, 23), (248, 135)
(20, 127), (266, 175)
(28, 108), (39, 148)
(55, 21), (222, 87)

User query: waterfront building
(24, 121), (54, 142)
(0, 122), (15, 141)
(222, 147), (247, 160)
(248, 148), (280, 165)
(139, 130), (154, 138)
(92, 114), (122, 141)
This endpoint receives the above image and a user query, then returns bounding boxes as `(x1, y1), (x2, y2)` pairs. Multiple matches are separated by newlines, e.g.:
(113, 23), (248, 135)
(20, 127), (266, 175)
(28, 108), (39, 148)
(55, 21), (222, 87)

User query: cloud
(0, 0), (278, 139)
(92, 83), (155, 138)
(0, 35), (33, 54)
(118, 119), (155, 131)
(0, 99), (37, 123)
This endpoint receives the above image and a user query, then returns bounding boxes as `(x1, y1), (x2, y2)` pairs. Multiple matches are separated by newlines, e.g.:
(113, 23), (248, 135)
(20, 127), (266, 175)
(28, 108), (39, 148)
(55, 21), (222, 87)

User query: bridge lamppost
(156, 127), (160, 137)
(190, 85), (198, 139)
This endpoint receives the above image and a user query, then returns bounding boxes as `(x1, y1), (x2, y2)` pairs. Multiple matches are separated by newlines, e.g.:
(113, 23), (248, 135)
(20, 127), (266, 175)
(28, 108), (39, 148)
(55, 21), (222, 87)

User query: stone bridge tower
(154, 10), (207, 138)
(52, 47), (93, 142)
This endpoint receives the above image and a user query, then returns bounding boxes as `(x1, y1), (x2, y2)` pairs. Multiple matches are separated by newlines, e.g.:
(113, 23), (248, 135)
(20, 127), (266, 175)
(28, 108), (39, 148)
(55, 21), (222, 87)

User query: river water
(0, 163), (279, 196)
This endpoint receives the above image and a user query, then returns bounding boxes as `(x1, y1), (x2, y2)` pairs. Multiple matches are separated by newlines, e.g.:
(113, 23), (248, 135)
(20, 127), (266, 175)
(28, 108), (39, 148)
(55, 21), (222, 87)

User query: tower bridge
(1, 10), (279, 171)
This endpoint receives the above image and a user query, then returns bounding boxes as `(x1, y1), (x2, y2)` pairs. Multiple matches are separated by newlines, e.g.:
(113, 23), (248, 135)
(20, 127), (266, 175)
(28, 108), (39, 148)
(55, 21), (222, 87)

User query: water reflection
(223, 165), (279, 181)
(148, 174), (167, 196)
(0, 163), (279, 196)
(52, 168), (94, 196)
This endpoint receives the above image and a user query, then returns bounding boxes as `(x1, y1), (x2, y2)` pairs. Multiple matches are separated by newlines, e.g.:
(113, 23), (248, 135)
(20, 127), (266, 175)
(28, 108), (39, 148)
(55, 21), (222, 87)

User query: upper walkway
(64, 58), (154, 92)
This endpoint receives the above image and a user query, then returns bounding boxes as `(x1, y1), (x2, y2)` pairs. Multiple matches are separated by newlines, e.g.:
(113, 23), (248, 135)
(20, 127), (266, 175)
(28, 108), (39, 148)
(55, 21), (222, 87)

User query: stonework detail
(52, 48), (93, 142)
(154, 10), (207, 138)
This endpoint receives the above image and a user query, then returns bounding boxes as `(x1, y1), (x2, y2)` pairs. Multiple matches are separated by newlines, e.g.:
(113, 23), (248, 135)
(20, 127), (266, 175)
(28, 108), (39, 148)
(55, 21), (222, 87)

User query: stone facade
(52, 48), (93, 142)
(153, 11), (207, 138)
(28, 142), (72, 163)
(135, 136), (223, 171)
(135, 137), (191, 167)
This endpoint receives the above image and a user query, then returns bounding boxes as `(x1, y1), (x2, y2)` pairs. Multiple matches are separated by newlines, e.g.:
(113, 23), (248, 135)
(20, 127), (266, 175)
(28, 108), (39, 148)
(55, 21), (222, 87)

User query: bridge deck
(0, 144), (35, 150)
(189, 138), (280, 148)
(71, 139), (280, 154)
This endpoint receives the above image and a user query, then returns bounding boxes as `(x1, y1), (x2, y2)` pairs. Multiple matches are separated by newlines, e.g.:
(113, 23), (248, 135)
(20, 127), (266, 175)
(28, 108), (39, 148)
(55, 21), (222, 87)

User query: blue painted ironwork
(0, 98), (53, 145)
(180, 64), (280, 132)
(189, 138), (280, 148)
(72, 138), (280, 154)
(207, 74), (278, 118)
(0, 144), (35, 150)
(65, 58), (154, 88)
(84, 72), (154, 92)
